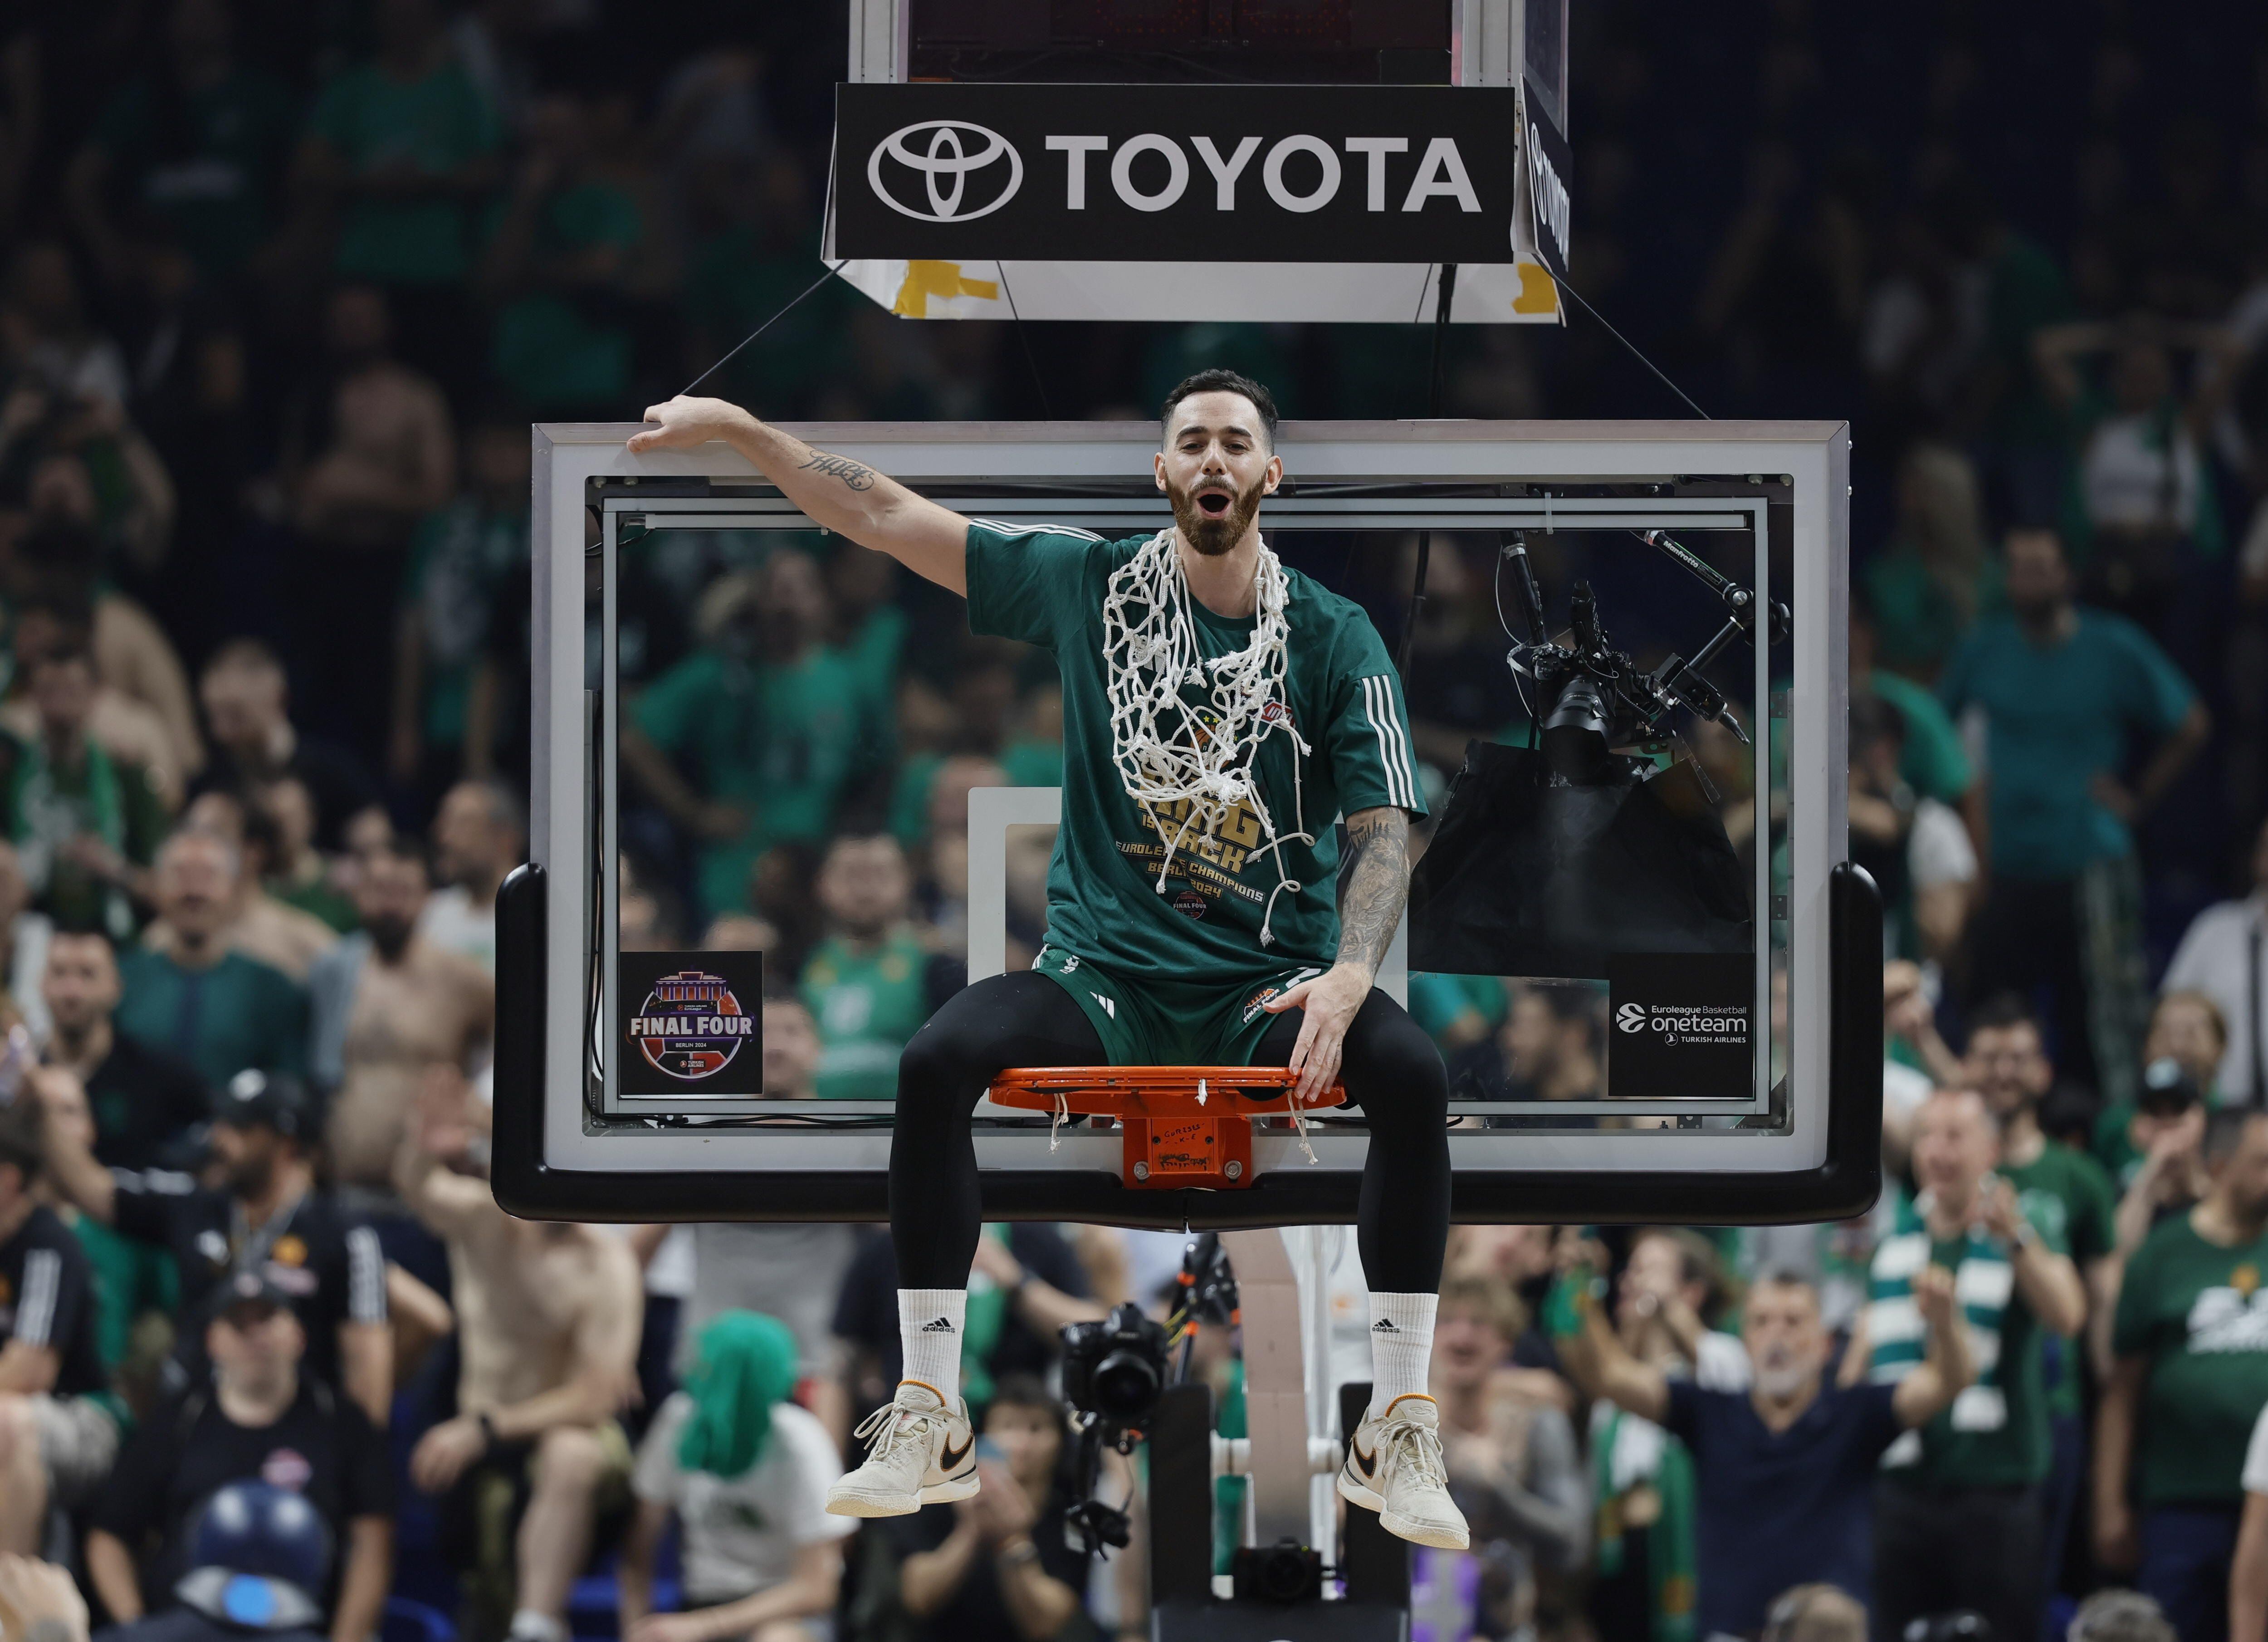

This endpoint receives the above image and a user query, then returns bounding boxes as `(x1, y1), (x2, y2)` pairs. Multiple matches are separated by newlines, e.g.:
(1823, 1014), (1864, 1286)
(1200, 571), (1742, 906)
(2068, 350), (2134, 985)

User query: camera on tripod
(1057, 1234), (1239, 1557)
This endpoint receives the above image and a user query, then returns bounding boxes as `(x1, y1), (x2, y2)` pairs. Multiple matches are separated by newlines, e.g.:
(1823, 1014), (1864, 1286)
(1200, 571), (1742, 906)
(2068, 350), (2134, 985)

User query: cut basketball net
(1103, 528), (1312, 946)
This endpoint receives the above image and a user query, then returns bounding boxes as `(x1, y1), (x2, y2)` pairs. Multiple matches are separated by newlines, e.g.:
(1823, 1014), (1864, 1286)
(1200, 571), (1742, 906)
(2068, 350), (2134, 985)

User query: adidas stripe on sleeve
(1325, 667), (1427, 818)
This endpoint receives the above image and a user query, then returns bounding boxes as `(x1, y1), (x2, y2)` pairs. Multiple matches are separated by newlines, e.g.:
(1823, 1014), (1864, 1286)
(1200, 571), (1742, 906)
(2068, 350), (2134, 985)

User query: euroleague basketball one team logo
(628, 970), (753, 1080)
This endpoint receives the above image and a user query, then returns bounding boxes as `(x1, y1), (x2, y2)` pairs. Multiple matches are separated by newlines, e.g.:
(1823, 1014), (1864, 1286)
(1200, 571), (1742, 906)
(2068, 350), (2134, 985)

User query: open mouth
(1194, 485), (1234, 519)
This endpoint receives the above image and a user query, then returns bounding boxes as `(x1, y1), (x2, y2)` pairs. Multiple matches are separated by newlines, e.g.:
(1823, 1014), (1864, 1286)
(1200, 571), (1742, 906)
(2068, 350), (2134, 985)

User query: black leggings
(890, 970), (1451, 1292)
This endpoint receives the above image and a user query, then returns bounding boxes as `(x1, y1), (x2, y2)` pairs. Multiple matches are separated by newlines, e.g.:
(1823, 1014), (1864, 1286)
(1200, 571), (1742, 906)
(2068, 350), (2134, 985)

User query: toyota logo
(1616, 1004), (1647, 1033)
(866, 120), (1023, 223)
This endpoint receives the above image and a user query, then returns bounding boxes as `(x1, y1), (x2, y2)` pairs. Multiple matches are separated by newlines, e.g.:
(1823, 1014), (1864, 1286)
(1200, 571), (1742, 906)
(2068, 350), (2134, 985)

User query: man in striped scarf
(1863, 1086), (2088, 1642)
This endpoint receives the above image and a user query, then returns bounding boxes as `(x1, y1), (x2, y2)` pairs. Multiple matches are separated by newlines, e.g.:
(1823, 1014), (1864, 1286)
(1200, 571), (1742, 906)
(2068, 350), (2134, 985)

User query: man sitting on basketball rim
(630, 370), (1465, 1549)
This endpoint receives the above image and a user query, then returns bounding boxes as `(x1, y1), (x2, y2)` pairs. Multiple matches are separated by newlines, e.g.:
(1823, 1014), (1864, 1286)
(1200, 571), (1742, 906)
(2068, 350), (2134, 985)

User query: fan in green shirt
(114, 833), (309, 1091)
(1936, 533), (2202, 881)
(7, 650), (172, 940)
(1965, 1001), (2118, 1424)
(1864, 1089), (2087, 1491)
(397, 418), (527, 781)
(798, 834), (953, 1101)
(83, 35), (297, 280)
(2104, 1110), (2268, 1530)
(303, 15), (502, 288)
(481, 100), (644, 413)
(1852, 608), (1972, 804)
(622, 553), (860, 919)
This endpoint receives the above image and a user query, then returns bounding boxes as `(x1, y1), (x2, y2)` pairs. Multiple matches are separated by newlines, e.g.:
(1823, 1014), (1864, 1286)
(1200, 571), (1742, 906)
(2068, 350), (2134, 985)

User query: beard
(1166, 469), (1267, 558)
(227, 1152), (276, 1201)
(366, 914), (415, 963)
(1753, 1355), (1811, 1399)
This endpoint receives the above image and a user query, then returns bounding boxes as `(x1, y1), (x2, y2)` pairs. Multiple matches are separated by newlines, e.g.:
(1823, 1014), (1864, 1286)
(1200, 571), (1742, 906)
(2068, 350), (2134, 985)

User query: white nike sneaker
(1336, 1393), (1471, 1549)
(826, 1380), (980, 1518)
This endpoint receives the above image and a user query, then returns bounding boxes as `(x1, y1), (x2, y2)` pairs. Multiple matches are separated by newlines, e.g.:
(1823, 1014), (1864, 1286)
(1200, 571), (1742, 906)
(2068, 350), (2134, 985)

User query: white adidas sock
(1367, 1291), (1438, 1412)
(898, 1288), (967, 1399)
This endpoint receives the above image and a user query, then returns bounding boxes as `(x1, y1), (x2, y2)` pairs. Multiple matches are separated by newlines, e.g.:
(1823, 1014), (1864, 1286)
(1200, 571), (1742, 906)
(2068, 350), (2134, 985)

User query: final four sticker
(620, 950), (767, 1097)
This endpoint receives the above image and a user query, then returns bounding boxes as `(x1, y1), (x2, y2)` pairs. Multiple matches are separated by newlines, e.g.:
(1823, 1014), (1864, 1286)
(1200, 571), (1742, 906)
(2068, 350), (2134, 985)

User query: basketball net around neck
(1102, 528), (1312, 946)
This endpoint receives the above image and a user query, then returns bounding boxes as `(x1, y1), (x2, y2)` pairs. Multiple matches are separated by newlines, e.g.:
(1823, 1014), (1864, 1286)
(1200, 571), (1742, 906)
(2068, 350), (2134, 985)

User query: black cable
(1553, 272), (1711, 420)
(1396, 264), (1457, 674)
(994, 262), (1055, 419)
(676, 260), (846, 399)
(1425, 262), (1458, 414)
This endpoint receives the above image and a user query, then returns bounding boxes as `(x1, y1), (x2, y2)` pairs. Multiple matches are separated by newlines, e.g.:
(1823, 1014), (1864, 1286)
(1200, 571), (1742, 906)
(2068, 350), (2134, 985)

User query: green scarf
(677, 1311), (800, 1478)
(1591, 1406), (1699, 1642)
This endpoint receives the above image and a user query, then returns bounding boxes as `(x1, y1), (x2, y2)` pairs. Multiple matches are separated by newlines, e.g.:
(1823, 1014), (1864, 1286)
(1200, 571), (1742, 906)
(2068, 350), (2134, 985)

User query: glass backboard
(495, 419), (1878, 1227)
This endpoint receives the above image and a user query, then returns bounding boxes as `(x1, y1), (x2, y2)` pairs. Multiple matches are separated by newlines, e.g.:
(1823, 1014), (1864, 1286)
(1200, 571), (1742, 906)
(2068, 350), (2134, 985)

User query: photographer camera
(1057, 1235), (1232, 1557)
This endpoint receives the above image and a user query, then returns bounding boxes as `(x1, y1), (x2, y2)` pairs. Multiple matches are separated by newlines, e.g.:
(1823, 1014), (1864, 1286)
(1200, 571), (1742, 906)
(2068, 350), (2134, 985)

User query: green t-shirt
(114, 948), (309, 1091)
(1868, 669), (1971, 804)
(800, 931), (934, 1100)
(890, 740), (1066, 848)
(94, 67), (297, 276)
(62, 1206), (171, 1386)
(309, 58), (500, 284)
(1868, 1194), (2049, 1488)
(2004, 1139), (2116, 1417)
(271, 872), (359, 935)
(964, 523), (1426, 987)
(1408, 972), (1507, 1042)
(1938, 609), (2194, 878)
(839, 603), (905, 795)
(8, 739), (171, 939)
(635, 642), (862, 917)
(405, 497), (524, 745)
(2111, 1215), (2268, 1508)
(1865, 552), (1985, 682)
(1002, 737), (1063, 789)
(489, 181), (641, 410)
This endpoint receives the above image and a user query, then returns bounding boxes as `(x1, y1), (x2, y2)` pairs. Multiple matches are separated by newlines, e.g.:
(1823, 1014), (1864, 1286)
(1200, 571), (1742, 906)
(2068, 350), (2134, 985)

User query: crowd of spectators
(0, 3), (2263, 1642)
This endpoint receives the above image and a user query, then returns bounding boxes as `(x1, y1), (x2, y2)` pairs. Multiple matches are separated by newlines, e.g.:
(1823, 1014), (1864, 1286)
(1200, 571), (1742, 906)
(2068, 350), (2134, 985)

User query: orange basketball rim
(986, 1066), (1348, 1190)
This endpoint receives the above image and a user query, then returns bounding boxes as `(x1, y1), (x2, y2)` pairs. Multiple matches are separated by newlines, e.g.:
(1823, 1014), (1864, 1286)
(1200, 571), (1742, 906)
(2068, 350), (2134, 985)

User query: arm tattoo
(798, 450), (876, 491)
(1336, 806), (1409, 977)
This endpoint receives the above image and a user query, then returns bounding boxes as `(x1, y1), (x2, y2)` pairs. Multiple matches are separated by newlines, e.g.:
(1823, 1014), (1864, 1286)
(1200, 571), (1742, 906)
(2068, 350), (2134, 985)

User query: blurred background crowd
(0, 1), (2263, 1642)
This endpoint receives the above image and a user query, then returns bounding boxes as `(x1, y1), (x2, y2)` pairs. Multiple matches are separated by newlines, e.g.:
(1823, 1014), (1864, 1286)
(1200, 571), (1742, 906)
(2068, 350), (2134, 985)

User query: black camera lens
(1092, 1348), (1162, 1421)
(1542, 672), (1615, 782)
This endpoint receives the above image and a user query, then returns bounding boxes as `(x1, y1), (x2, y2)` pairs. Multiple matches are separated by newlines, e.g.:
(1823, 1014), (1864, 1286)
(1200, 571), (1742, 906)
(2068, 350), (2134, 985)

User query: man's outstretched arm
(629, 397), (971, 593)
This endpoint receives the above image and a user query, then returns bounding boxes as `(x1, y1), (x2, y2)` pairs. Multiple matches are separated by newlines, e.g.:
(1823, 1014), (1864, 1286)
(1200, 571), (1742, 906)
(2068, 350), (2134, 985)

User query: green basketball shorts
(1031, 943), (1326, 1067)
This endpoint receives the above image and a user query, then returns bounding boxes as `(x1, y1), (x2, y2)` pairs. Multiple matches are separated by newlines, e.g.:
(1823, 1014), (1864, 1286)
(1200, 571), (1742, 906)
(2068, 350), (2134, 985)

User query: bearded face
(1165, 464), (1268, 557)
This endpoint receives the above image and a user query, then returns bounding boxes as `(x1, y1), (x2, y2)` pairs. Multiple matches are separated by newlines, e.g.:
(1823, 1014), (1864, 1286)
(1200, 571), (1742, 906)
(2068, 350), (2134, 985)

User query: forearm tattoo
(1336, 807), (1409, 977)
(798, 450), (875, 491)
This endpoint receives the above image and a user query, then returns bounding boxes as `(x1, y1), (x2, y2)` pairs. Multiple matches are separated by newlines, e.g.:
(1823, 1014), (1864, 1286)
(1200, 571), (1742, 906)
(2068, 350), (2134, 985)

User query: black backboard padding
(492, 862), (1881, 1226)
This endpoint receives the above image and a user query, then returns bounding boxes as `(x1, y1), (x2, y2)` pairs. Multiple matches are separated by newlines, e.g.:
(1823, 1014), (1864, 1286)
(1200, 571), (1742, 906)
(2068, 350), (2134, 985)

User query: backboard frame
(496, 419), (1878, 1228)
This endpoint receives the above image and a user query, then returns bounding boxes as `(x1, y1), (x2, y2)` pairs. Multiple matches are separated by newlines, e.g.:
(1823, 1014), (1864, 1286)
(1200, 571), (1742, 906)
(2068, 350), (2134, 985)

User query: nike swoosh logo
(1350, 1440), (1377, 1478)
(939, 1434), (973, 1471)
